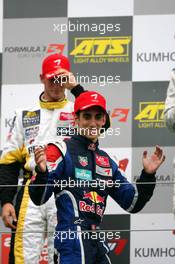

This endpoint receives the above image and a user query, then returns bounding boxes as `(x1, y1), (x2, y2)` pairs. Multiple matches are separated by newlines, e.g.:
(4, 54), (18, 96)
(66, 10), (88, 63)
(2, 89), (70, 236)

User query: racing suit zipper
(91, 150), (97, 218)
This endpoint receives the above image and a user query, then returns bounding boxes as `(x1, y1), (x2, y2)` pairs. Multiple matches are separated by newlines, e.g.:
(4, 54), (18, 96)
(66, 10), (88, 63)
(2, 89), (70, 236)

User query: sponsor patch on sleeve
(59, 112), (74, 121)
(22, 110), (40, 128)
(47, 156), (63, 172)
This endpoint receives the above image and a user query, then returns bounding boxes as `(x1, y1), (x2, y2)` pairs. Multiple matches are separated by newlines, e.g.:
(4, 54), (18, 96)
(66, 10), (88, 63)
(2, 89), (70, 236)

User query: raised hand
(53, 68), (77, 89)
(142, 145), (165, 174)
(34, 146), (47, 172)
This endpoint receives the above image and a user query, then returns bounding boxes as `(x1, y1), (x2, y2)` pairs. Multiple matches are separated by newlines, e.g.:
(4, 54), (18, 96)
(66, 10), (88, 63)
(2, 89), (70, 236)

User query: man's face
(40, 74), (66, 102)
(75, 106), (106, 142)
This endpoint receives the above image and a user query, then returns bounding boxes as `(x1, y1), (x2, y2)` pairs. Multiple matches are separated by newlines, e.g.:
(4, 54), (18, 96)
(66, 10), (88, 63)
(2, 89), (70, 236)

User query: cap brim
(45, 69), (62, 79)
(79, 103), (106, 112)
(44, 67), (65, 79)
(78, 103), (110, 131)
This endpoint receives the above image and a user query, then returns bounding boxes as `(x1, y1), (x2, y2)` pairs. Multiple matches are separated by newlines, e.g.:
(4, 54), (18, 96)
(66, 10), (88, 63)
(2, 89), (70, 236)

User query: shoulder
(47, 140), (67, 156)
(14, 103), (40, 120)
(67, 100), (74, 108)
(15, 103), (40, 116)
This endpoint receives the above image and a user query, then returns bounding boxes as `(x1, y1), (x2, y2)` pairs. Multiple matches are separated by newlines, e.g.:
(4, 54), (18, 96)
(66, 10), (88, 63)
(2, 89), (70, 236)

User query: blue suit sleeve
(29, 159), (64, 206)
(109, 159), (156, 213)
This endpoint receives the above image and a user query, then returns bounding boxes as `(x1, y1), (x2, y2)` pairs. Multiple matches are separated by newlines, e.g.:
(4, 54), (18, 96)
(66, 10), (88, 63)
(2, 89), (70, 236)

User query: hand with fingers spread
(53, 68), (77, 89)
(142, 145), (165, 174)
(34, 146), (47, 173)
(2, 203), (17, 229)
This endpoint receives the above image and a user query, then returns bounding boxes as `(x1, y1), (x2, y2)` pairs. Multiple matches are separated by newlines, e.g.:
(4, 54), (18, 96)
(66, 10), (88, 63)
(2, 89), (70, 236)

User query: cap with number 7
(41, 53), (70, 79)
(74, 91), (110, 130)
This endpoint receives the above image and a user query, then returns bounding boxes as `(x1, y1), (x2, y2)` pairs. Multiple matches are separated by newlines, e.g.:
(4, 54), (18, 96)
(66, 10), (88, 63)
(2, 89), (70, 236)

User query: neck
(80, 134), (98, 143)
(42, 93), (65, 102)
(91, 138), (98, 143)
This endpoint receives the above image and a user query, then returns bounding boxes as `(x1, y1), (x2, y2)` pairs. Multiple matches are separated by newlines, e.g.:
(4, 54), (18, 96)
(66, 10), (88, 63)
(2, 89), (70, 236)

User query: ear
(74, 113), (80, 126)
(102, 114), (106, 126)
(40, 74), (44, 83)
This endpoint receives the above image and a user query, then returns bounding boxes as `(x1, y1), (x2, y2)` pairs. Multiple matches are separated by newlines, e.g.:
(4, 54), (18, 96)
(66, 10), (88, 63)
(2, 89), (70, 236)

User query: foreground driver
(29, 91), (165, 264)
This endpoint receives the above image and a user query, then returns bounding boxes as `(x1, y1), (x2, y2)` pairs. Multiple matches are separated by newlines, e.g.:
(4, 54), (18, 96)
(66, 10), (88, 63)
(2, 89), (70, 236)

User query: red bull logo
(83, 191), (105, 204)
(79, 192), (105, 217)
(79, 201), (104, 217)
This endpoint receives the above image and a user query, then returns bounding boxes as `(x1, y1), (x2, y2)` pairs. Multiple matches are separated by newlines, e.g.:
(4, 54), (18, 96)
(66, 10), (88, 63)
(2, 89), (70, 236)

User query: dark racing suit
(29, 135), (156, 264)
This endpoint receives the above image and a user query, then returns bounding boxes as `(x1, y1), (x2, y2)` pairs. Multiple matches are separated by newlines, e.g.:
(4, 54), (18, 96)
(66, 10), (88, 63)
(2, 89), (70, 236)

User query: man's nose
(89, 117), (97, 126)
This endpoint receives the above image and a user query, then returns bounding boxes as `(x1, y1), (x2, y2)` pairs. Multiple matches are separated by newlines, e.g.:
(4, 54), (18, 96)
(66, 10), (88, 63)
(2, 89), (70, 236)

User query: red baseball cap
(74, 91), (110, 130)
(41, 53), (70, 79)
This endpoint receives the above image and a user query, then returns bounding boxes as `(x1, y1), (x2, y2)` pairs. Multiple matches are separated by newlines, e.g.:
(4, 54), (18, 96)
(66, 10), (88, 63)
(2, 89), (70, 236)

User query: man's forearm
(29, 168), (49, 206)
(131, 169), (156, 213)
(71, 84), (85, 98)
(0, 163), (20, 206)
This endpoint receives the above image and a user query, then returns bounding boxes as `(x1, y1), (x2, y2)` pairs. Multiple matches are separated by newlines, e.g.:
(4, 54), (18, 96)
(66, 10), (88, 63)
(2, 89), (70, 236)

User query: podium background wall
(0, 0), (175, 263)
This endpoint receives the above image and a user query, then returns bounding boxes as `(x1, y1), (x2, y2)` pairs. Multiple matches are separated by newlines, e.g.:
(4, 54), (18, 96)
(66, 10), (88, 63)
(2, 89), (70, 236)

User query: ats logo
(134, 102), (166, 129)
(70, 36), (131, 64)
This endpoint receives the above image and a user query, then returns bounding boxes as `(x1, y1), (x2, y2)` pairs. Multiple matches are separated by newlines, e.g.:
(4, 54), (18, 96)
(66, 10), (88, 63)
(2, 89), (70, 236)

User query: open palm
(142, 145), (165, 174)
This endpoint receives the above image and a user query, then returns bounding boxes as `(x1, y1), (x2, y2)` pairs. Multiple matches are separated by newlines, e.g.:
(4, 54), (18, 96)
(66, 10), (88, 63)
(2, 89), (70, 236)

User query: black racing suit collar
(71, 134), (99, 151)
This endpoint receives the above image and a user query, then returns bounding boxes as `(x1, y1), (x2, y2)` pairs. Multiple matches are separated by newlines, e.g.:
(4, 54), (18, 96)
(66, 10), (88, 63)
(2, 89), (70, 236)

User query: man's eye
(95, 114), (103, 120)
(83, 114), (91, 120)
(49, 78), (59, 84)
